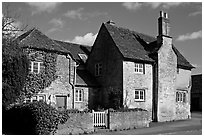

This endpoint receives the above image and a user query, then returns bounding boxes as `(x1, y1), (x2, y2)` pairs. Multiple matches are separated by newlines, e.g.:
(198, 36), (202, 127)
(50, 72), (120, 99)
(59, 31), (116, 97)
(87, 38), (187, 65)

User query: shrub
(3, 101), (61, 135)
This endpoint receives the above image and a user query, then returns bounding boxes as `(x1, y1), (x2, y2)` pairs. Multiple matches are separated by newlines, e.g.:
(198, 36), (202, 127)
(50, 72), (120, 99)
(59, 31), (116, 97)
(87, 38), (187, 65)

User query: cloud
(47, 18), (65, 34)
(189, 11), (202, 16)
(26, 2), (61, 15)
(67, 33), (97, 46)
(122, 2), (143, 11)
(189, 5), (202, 16)
(49, 18), (64, 28)
(176, 30), (202, 41)
(64, 8), (84, 19)
(122, 2), (184, 11)
(64, 8), (108, 20)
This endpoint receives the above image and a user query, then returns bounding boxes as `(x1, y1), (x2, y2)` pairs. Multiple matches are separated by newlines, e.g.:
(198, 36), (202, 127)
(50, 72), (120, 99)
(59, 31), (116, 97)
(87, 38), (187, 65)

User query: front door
(56, 96), (67, 111)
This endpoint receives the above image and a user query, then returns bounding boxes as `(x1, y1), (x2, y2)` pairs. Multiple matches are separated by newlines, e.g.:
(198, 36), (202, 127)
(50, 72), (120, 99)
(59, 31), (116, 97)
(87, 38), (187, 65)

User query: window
(95, 63), (102, 76)
(176, 91), (186, 103)
(177, 68), (179, 74)
(135, 89), (145, 101)
(134, 63), (144, 74)
(24, 95), (46, 103)
(75, 89), (84, 102)
(29, 61), (43, 74)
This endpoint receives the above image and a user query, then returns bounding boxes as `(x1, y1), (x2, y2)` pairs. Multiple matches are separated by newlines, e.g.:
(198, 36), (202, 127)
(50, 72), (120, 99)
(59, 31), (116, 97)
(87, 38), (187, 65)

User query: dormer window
(95, 63), (102, 76)
(134, 63), (144, 74)
(29, 61), (43, 74)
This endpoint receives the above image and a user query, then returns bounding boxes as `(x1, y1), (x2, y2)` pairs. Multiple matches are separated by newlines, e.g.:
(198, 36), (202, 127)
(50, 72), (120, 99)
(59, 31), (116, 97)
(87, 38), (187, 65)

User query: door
(56, 96), (67, 111)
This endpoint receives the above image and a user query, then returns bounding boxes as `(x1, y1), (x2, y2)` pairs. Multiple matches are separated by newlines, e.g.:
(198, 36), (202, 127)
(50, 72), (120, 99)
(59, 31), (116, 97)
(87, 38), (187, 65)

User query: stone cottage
(86, 11), (194, 122)
(16, 28), (99, 111)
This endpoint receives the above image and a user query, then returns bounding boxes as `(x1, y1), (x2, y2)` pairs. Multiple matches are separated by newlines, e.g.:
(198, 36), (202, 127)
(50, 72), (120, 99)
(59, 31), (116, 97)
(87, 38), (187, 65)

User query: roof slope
(16, 28), (69, 54)
(54, 40), (92, 63)
(104, 23), (155, 62)
(104, 23), (194, 69)
(76, 69), (100, 87)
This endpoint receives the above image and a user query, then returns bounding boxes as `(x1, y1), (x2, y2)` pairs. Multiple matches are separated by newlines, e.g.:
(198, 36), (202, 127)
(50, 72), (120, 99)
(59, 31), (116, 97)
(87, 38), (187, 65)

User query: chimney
(106, 20), (115, 25)
(158, 11), (170, 36)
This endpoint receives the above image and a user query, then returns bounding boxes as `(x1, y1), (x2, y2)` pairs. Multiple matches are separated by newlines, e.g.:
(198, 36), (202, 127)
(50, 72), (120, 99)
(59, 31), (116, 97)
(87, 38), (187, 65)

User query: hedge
(3, 101), (66, 135)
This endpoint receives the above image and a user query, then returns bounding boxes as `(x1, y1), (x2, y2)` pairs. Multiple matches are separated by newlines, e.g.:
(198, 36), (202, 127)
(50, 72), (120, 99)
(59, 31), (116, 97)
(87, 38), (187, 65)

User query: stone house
(16, 28), (99, 111)
(86, 11), (194, 122)
(191, 74), (202, 111)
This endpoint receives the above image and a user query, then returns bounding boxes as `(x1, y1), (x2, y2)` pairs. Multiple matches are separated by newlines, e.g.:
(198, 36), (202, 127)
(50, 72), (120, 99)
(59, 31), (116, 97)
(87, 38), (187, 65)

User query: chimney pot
(106, 20), (115, 25)
(160, 11), (164, 17)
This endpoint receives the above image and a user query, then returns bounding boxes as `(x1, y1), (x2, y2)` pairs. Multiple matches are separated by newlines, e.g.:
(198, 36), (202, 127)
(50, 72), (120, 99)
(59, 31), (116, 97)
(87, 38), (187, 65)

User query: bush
(3, 101), (61, 135)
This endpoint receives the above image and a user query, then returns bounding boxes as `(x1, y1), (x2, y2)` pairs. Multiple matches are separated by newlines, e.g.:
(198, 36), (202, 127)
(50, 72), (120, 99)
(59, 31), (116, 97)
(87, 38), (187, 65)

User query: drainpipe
(67, 55), (79, 109)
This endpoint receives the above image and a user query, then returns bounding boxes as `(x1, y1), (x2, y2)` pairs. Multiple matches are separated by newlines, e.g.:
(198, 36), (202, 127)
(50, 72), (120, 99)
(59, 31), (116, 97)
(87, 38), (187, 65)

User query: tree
(2, 3), (29, 109)
(2, 3), (27, 40)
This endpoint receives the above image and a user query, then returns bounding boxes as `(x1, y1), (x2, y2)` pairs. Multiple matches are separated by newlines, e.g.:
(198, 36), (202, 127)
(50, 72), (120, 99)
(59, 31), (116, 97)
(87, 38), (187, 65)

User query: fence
(92, 110), (108, 128)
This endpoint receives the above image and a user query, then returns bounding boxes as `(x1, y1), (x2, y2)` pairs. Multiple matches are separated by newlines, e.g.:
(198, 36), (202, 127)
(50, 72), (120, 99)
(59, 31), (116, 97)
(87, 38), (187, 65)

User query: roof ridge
(53, 39), (91, 47)
(104, 22), (156, 40)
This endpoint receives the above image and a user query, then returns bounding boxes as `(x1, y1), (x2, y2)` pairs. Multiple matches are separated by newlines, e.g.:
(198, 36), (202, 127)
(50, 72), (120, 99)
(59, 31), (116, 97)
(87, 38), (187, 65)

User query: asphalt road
(92, 112), (202, 135)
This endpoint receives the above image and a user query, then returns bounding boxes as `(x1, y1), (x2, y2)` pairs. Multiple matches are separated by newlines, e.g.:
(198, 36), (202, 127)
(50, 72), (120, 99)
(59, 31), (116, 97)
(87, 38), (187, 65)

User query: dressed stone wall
(157, 36), (177, 122)
(123, 61), (153, 119)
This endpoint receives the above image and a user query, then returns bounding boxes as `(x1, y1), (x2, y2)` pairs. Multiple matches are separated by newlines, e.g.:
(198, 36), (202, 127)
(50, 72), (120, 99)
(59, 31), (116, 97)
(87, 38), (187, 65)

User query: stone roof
(104, 23), (194, 69)
(16, 28), (69, 54)
(54, 40), (92, 63)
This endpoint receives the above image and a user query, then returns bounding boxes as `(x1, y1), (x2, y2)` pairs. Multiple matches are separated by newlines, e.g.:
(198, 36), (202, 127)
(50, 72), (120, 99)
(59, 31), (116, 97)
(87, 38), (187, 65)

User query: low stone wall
(56, 112), (94, 135)
(109, 109), (150, 131)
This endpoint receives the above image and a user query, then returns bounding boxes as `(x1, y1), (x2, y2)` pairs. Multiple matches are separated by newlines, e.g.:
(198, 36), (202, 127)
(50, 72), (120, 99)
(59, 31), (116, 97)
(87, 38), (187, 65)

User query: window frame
(75, 88), (84, 102)
(176, 91), (187, 103)
(135, 89), (145, 102)
(134, 63), (144, 74)
(95, 63), (102, 76)
(30, 61), (43, 74)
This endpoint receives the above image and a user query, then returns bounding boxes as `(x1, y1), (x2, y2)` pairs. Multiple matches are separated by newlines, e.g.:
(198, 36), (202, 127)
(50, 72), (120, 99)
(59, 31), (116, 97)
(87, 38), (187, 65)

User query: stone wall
(74, 87), (97, 110)
(56, 112), (94, 135)
(109, 109), (150, 131)
(157, 36), (177, 122)
(43, 54), (75, 109)
(175, 68), (191, 120)
(123, 62), (153, 119)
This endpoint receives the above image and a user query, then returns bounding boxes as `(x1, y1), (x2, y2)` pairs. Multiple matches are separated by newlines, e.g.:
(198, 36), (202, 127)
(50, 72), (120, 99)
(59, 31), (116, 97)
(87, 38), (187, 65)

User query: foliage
(2, 39), (29, 108)
(3, 101), (62, 135)
(23, 49), (57, 94)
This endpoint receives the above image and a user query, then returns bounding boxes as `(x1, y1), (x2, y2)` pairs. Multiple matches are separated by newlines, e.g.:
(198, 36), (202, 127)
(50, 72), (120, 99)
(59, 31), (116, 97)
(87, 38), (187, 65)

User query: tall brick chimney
(158, 11), (170, 36)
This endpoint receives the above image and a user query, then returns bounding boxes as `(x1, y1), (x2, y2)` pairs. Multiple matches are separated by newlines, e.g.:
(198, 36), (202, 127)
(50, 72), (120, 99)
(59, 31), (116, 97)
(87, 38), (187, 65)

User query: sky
(2, 2), (202, 75)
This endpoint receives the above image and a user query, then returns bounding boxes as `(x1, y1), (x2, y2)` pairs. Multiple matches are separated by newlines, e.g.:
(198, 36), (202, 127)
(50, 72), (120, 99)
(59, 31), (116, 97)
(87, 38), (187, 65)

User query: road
(92, 112), (202, 135)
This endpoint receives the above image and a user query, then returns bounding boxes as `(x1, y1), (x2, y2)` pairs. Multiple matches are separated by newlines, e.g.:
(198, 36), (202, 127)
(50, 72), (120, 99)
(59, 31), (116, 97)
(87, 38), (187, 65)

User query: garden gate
(92, 110), (108, 128)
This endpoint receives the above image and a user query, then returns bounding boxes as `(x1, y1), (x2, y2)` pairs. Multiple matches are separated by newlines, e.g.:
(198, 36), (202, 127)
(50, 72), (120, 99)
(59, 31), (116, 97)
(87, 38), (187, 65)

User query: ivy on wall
(23, 48), (58, 96)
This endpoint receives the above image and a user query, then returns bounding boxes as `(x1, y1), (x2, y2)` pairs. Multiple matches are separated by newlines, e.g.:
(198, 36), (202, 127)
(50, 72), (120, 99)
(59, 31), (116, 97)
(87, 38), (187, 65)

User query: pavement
(91, 112), (202, 135)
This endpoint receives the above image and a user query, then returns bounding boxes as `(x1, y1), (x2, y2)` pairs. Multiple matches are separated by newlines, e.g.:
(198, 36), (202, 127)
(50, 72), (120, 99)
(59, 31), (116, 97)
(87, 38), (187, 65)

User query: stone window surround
(95, 63), (102, 76)
(29, 61), (43, 74)
(134, 63), (144, 74)
(176, 90), (186, 103)
(75, 88), (84, 102)
(135, 89), (145, 102)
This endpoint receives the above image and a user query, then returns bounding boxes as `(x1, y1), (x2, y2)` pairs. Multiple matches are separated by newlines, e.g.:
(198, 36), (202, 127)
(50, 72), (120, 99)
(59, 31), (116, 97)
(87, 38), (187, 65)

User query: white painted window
(134, 63), (144, 74)
(176, 91), (186, 103)
(95, 63), (102, 76)
(135, 89), (145, 101)
(29, 61), (43, 74)
(75, 88), (84, 102)
(24, 95), (46, 103)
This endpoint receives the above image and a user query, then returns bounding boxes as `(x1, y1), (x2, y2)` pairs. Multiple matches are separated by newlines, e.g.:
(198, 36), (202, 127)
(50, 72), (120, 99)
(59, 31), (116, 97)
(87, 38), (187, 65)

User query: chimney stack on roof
(106, 20), (115, 25)
(158, 11), (170, 36)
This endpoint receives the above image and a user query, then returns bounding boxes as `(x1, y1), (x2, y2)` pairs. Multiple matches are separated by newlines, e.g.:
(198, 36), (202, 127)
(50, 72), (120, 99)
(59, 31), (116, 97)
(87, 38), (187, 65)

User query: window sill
(134, 100), (145, 102)
(75, 101), (83, 103)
